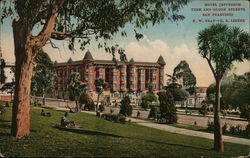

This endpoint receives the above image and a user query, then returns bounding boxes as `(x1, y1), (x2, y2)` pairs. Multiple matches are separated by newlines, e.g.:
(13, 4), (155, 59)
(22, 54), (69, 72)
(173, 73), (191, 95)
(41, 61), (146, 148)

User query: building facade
(54, 51), (166, 102)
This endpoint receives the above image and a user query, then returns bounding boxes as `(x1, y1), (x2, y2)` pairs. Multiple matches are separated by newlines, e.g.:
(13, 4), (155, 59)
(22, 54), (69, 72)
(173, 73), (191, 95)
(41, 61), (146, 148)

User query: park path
(127, 117), (250, 146)
(49, 106), (250, 146)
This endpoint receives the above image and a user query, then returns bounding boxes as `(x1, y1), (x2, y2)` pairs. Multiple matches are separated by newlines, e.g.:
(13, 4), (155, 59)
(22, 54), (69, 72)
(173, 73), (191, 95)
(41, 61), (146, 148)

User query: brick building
(54, 51), (166, 102)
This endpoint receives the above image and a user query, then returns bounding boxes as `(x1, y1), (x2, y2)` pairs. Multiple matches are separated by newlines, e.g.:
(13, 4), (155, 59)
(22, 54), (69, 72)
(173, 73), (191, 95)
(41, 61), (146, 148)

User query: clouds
(125, 36), (215, 86)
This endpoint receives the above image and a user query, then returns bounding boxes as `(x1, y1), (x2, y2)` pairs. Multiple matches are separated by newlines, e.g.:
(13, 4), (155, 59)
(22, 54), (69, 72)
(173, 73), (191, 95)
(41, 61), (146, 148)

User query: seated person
(61, 112), (77, 128)
(41, 109), (51, 117)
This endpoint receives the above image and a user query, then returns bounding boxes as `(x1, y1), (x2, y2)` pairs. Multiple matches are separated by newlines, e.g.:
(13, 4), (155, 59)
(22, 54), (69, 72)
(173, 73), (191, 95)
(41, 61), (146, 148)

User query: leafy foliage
(140, 92), (157, 109)
(31, 50), (55, 99)
(173, 60), (196, 95)
(68, 72), (87, 112)
(0, 59), (6, 85)
(164, 83), (188, 102)
(119, 95), (133, 116)
(157, 91), (177, 124)
(94, 78), (108, 113)
(79, 92), (95, 111)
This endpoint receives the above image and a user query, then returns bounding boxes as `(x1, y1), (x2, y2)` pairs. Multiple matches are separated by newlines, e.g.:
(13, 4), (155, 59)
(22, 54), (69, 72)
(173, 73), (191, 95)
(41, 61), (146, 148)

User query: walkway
(127, 117), (250, 146)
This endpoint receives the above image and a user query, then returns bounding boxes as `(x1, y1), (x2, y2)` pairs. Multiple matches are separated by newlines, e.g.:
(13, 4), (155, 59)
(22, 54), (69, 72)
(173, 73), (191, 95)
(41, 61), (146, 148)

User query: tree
(31, 50), (55, 106)
(140, 92), (157, 109)
(79, 91), (95, 111)
(148, 105), (157, 119)
(120, 95), (133, 116)
(173, 60), (197, 96)
(94, 78), (108, 115)
(68, 73), (87, 112)
(1, 0), (188, 138)
(164, 83), (188, 102)
(157, 91), (177, 124)
(0, 59), (6, 85)
(197, 23), (250, 152)
(0, 82), (15, 102)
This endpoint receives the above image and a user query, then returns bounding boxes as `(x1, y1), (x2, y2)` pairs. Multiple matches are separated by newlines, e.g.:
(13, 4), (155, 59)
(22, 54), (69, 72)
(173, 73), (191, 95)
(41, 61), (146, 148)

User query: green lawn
(0, 106), (249, 157)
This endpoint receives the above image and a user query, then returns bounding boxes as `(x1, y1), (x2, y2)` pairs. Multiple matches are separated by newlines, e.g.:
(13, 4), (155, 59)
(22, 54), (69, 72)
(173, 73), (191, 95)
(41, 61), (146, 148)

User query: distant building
(186, 87), (208, 108)
(54, 51), (166, 103)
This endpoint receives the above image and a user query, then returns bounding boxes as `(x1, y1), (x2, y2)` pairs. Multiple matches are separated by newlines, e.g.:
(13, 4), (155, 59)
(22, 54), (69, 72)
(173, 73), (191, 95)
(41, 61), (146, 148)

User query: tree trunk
(11, 19), (37, 138)
(42, 88), (46, 106)
(96, 94), (100, 115)
(75, 100), (79, 112)
(214, 79), (224, 152)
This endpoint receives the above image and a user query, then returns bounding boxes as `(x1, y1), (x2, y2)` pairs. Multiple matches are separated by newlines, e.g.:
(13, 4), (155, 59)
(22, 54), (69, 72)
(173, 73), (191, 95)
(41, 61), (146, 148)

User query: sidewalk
(49, 105), (250, 146)
(127, 117), (250, 146)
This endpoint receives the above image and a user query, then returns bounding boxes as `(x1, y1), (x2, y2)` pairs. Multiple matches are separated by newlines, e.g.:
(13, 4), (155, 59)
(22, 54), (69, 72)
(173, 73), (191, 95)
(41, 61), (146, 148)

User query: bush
(229, 125), (236, 135)
(5, 102), (10, 107)
(243, 122), (250, 138)
(157, 91), (177, 124)
(199, 104), (209, 115)
(99, 104), (105, 112)
(148, 105), (157, 119)
(0, 104), (6, 114)
(119, 95), (133, 116)
(239, 105), (250, 119)
(80, 92), (95, 111)
(222, 123), (228, 134)
(207, 120), (214, 131)
(101, 113), (126, 124)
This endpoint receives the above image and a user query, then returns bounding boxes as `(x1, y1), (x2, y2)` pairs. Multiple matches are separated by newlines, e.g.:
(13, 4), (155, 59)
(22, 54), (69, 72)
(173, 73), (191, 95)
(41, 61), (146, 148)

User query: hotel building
(54, 51), (166, 102)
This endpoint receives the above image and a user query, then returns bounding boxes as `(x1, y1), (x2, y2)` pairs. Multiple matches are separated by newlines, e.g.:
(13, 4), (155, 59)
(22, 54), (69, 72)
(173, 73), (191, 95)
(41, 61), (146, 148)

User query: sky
(0, 0), (249, 87)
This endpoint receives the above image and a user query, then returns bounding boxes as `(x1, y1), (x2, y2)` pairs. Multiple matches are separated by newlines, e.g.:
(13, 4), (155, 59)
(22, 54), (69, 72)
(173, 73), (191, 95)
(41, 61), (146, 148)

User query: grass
(0, 106), (249, 157)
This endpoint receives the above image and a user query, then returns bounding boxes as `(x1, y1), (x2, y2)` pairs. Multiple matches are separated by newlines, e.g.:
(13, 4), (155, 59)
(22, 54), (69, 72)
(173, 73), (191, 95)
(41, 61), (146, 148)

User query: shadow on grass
(53, 125), (211, 151)
(53, 125), (125, 138)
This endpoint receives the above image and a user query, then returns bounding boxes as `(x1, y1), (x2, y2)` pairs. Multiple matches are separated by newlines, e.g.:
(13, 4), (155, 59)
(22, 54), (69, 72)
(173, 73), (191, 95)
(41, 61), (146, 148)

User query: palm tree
(197, 23), (250, 152)
(94, 78), (108, 115)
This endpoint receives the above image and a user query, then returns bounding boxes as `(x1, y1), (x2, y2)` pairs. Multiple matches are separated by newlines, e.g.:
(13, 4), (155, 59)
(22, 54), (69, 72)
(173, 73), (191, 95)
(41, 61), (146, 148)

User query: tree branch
(205, 56), (217, 79)
(51, 31), (89, 40)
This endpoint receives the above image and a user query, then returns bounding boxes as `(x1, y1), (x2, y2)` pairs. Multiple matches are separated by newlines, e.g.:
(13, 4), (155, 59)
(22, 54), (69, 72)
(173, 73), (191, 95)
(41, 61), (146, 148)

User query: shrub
(222, 123), (228, 134)
(199, 103), (209, 116)
(99, 104), (105, 112)
(243, 122), (250, 138)
(239, 105), (250, 120)
(207, 120), (214, 131)
(0, 104), (5, 114)
(157, 91), (177, 124)
(5, 102), (10, 107)
(80, 92), (95, 111)
(148, 105), (157, 119)
(119, 95), (133, 116)
(229, 125), (236, 135)
(102, 113), (126, 124)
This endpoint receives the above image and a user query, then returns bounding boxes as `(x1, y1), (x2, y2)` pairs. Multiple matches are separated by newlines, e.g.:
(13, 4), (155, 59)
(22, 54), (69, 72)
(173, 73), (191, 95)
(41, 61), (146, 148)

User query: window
(160, 76), (163, 80)
(85, 76), (88, 81)
(89, 66), (92, 72)
(140, 69), (145, 73)
(121, 67), (125, 73)
(98, 75), (103, 79)
(160, 69), (164, 73)
(85, 66), (88, 72)
(121, 76), (125, 81)
(130, 76), (136, 81)
(130, 68), (134, 73)
(152, 76), (156, 80)
(113, 68), (116, 72)
(140, 76), (144, 81)
(113, 76), (117, 81)
(130, 84), (134, 89)
(121, 84), (125, 89)
(153, 84), (156, 88)
(113, 84), (117, 89)
(98, 68), (104, 72)
(152, 69), (156, 73)
(89, 84), (93, 89)
(140, 84), (144, 88)
(160, 84), (163, 89)
(89, 75), (92, 81)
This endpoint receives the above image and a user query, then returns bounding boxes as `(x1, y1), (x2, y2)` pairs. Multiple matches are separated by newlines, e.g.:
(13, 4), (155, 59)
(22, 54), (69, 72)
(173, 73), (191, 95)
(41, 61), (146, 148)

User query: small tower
(157, 55), (166, 65)
(83, 50), (94, 61)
